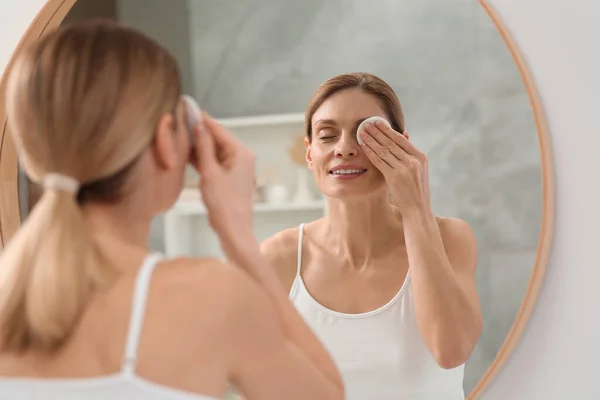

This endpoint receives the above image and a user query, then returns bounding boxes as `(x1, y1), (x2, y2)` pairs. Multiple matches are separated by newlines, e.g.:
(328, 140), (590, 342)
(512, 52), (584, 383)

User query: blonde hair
(0, 19), (181, 352)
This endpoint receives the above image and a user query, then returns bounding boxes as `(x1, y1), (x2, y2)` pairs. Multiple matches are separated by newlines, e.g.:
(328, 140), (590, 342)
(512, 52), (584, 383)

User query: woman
(261, 73), (482, 400)
(0, 20), (344, 400)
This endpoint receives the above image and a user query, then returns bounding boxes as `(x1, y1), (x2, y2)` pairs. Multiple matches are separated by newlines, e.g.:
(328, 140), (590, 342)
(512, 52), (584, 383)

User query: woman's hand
(359, 120), (431, 212)
(191, 113), (256, 242)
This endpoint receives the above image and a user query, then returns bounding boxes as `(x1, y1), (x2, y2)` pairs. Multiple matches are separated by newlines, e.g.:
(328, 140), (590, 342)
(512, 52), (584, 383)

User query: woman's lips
(329, 168), (367, 180)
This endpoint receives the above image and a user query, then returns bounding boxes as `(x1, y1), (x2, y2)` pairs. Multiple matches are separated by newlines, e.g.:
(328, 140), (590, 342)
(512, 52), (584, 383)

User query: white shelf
(216, 113), (304, 129)
(169, 200), (325, 216)
(165, 112), (321, 258)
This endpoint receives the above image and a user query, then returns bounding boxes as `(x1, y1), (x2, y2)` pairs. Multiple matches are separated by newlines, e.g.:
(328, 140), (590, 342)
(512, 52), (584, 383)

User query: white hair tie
(43, 173), (80, 194)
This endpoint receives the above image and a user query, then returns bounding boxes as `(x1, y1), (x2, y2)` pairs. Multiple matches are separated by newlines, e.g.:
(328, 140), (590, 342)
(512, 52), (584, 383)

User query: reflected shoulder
(435, 216), (478, 271)
(435, 216), (475, 240)
(260, 227), (301, 290)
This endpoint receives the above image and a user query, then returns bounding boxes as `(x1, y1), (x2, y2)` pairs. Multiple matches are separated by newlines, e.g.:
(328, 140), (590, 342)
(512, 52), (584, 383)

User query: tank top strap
(121, 252), (164, 375)
(296, 223), (305, 277)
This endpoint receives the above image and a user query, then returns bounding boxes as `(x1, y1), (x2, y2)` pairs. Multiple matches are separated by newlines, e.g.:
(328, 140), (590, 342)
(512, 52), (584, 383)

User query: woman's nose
(334, 134), (360, 158)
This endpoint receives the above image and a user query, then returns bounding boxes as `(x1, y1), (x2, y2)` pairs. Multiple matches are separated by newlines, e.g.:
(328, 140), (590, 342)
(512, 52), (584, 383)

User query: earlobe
(403, 131), (410, 140)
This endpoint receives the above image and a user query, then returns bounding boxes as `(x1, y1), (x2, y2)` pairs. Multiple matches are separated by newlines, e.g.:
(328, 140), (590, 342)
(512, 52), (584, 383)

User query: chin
(321, 184), (385, 201)
(324, 189), (364, 200)
(317, 176), (386, 199)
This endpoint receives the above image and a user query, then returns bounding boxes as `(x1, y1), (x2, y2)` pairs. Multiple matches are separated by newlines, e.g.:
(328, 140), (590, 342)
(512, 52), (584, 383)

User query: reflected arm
(401, 207), (482, 369)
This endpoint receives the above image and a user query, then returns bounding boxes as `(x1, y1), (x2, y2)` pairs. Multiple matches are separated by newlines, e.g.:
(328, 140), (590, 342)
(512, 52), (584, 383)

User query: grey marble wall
(184, 0), (543, 393)
(67, 0), (541, 394)
(114, 0), (196, 252)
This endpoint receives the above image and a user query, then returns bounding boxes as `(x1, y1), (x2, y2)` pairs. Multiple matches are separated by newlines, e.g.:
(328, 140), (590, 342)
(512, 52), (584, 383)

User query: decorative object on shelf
(264, 184), (289, 204)
(262, 165), (289, 204)
(287, 134), (314, 204)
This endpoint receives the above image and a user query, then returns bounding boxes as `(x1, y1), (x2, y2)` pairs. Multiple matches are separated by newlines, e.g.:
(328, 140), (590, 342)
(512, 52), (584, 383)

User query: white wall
(1, 0), (599, 399)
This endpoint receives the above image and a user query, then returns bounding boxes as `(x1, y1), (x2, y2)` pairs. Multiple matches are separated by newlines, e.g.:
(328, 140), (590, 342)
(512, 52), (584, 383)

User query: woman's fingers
(201, 111), (239, 150)
(362, 123), (408, 162)
(359, 132), (394, 172)
(195, 122), (218, 177)
(373, 120), (418, 156)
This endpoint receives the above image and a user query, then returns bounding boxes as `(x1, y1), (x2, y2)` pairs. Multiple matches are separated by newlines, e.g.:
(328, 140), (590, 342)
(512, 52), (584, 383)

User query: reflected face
(307, 88), (390, 199)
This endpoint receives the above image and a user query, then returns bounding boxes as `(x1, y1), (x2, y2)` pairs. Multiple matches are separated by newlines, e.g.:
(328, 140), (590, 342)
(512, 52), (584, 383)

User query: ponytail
(0, 18), (182, 353)
(0, 177), (114, 352)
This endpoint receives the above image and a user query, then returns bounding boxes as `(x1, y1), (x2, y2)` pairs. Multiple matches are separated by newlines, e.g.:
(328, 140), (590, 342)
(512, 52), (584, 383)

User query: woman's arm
(220, 226), (344, 392)
(357, 122), (482, 369)
(193, 114), (343, 395)
(220, 261), (343, 400)
(402, 207), (482, 369)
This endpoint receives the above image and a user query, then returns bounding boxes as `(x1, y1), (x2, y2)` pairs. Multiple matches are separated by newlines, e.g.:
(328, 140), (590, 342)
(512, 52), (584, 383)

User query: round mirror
(2, 0), (554, 398)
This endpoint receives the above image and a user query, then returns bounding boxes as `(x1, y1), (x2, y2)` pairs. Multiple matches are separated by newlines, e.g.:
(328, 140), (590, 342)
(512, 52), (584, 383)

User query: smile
(329, 169), (367, 179)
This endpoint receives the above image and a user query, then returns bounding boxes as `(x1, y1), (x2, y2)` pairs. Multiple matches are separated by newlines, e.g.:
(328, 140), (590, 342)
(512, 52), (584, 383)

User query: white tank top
(289, 223), (466, 400)
(0, 253), (219, 400)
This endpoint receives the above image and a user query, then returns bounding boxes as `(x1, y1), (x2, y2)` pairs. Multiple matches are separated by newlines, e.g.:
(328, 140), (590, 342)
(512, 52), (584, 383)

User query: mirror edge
(0, 0), (77, 246)
(469, 0), (555, 398)
(0, 0), (556, 398)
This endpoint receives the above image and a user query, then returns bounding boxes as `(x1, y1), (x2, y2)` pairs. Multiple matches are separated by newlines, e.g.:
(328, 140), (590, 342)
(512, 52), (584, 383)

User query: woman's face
(306, 88), (389, 200)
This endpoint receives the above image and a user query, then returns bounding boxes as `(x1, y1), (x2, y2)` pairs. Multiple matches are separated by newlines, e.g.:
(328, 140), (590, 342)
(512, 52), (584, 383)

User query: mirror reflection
(15, 0), (543, 398)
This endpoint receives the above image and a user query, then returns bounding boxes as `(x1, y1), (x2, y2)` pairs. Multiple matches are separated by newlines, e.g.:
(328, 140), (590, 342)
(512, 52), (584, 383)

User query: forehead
(312, 88), (386, 126)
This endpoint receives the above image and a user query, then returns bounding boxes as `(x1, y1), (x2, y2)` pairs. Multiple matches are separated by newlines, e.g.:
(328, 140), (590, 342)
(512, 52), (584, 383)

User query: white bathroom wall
(1, 1), (599, 399)
(479, 0), (600, 398)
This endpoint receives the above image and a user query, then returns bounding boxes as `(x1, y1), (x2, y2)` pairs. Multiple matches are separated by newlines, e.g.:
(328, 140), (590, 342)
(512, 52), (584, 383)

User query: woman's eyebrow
(314, 118), (337, 126)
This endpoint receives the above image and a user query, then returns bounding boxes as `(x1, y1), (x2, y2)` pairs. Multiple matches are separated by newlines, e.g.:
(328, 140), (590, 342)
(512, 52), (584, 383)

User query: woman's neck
(82, 201), (153, 269)
(322, 195), (404, 268)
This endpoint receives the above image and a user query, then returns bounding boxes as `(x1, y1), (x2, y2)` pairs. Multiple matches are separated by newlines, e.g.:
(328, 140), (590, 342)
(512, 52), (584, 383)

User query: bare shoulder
(435, 216), (478, 272)
(155, 257), (257, 302)
(137, 257), (284, 383)
(260, 227), (301, 291)
(154, 257), (236, 291)
(435, 216), (476, 241)
(151, 257), (276, 335)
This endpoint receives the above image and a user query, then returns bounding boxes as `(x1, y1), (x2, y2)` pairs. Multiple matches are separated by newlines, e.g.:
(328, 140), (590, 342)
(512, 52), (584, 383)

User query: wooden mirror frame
(0, 0), (555, 398)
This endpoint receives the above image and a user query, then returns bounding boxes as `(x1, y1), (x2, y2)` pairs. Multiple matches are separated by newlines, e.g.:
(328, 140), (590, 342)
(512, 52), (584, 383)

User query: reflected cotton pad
(356, 116), (392, 145)
(182, 94), (203, 148)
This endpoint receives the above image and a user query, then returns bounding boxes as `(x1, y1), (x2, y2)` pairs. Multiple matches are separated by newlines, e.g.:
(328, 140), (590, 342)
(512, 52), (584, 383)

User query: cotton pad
(182, 94), (203, 147)
(356, 116), (392, 145)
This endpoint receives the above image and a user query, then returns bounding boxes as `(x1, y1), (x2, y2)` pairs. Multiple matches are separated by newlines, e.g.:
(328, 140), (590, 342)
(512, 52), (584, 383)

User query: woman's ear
(152, 112), (177, 170)
(402, 131), (410, 140)
(304, 136), (313, 169)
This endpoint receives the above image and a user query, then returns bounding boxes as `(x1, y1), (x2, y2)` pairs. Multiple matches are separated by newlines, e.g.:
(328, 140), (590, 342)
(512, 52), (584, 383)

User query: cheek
(309, 144), (329, 163)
